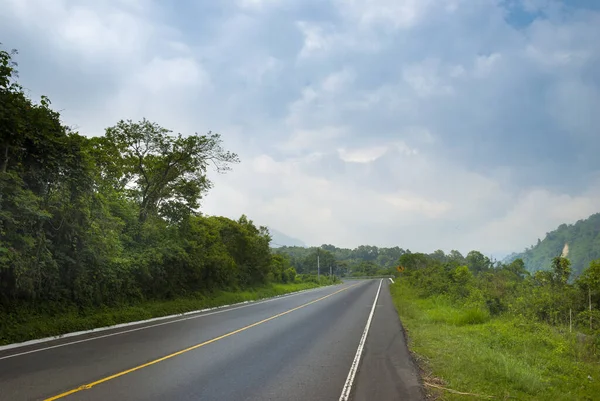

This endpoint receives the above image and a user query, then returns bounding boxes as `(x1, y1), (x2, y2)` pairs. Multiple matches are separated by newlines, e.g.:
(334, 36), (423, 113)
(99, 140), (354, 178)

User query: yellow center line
(44, 282), (360, 401)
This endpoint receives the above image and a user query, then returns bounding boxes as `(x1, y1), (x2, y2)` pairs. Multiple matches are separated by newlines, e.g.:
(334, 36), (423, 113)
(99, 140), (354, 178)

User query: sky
(1, 0), (599, 257)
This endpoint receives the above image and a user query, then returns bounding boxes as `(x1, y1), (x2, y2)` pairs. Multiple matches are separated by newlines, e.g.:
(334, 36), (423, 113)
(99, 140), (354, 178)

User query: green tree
(0, 46), (102, 306)
(98, 119), (239, 224)
(466, 251), (491, 274)
(504, 258), (528, 280)
(301, 248), (335, 275)
(551, 256), (571, 284)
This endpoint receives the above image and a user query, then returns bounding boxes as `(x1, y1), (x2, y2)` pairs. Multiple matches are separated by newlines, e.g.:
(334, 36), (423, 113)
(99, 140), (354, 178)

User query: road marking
(43, 283), (360, 401)
(389, 278), (395, 283)
(0, 285), (337, 361)
(338, 279), (382, 401)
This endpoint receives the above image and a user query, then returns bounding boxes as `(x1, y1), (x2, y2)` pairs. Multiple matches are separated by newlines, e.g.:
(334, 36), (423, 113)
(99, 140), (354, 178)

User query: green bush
(454, 307), (491, 326)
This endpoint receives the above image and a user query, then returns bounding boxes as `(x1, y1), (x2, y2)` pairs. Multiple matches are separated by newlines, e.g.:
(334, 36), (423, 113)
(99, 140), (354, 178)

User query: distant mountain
(268, 228), (306, 248)
(504, 213), (600, 276)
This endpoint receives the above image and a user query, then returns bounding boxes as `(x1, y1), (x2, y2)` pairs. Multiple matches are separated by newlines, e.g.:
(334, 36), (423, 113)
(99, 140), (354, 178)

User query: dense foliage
(273, 244), (406, 277)
(399, 249), (600, 337)
(504, 213), (600, 276)
(0, 47), (301, 314)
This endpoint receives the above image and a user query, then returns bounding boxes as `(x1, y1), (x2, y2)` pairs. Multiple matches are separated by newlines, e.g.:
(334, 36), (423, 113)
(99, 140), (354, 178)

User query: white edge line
(0, 284), (338, 359)
(389, 278), (395, 283)
(338, 278), (383, 401)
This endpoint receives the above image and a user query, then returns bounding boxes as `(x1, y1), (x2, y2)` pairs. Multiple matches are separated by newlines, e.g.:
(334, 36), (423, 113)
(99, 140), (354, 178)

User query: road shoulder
(352, 281), (425, 401)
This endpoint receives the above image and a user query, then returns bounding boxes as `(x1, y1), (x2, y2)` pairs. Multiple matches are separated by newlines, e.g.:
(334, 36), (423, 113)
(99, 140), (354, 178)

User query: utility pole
(330, 264), (332, 277)
(317, 248), (320, 281)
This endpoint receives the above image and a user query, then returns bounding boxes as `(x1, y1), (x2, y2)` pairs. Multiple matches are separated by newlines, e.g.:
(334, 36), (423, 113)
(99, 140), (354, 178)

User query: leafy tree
(353, 261), (379, 276)
(551, 256), (571, 285)
(352, 245), (379, 261)
(398, 252), (431, 271)
(301, 248), (336, 275)
(97, 119), (239, 224)
(466, 251), (491, 274)
(504, 258), (528, 280)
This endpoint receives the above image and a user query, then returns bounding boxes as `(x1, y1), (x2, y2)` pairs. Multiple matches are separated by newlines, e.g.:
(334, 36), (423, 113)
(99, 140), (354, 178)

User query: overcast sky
(2, 0), (599, 257)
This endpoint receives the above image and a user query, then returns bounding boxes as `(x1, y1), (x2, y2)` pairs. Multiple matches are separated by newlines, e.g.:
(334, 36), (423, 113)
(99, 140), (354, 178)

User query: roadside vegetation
(391, 250), (600, 400)
(1, 277), (337, 345)
(0, 47), (339, 345)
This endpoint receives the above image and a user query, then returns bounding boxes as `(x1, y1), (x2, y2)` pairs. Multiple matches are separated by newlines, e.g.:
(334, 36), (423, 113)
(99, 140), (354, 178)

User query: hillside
(504, 212), (600, 276)
(268, 228), (306, 247)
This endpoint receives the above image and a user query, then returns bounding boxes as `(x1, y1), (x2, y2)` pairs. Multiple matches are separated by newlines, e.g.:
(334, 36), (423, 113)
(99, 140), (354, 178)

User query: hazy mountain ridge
(504, 212), (600, 276)
(268, 228), (306, 248)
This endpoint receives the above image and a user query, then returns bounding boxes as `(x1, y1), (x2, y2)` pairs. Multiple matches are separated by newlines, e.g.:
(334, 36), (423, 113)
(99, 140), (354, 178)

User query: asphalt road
(0, 280), (423, 401)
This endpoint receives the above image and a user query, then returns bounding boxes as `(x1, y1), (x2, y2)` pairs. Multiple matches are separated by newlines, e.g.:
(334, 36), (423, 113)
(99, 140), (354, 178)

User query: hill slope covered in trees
(504, 213), (600, 276)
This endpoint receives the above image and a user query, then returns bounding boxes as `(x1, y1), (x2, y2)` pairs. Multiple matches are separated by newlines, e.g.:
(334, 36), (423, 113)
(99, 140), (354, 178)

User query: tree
(447, 250), (466, 266)
(97, 119), (239, 224)
(353, 261), (379, 276)
(0, 46), (100, 305)
(576, 259), (600, 329)
(430, 249), (447, 263)
(504, 258), (528, 280)
(466, 251), (491, 274)
(301, 248), (335, 275)
(399, 252), (433, 271)
(352, 245), (379, 261)
(551, 256), (571, 285)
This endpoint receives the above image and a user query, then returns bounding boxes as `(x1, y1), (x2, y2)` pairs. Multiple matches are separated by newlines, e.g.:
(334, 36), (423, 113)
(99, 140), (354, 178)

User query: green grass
(390, 282), (600, 400)
(0, 281), (334, 346)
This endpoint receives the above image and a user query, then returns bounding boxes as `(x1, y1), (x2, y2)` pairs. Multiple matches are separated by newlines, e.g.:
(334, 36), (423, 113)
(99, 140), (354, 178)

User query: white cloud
(402, 59), (455, 97)
(279, 126), (347, 153)
(297, 21), (335, 58)
(382, 193), (451, 218)
(237, 0), (281, 10)
(474, 53), (502, 78)
(337, 146), (388, 163)
(335, 0), (433, 30)
(3, 0), (162, 65)
(136, 57), (209, 93)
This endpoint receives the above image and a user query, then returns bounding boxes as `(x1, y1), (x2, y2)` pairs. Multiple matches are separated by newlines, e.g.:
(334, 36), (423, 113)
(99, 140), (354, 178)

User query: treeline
(399, 249), (600, 335)
(0, 47), (305, 313)
(273, 244), (406, 277)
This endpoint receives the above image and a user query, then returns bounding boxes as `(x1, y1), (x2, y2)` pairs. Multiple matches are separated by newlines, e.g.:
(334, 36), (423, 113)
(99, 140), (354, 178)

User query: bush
(454, 307), (491, 326)
(284, 267), (296, 283)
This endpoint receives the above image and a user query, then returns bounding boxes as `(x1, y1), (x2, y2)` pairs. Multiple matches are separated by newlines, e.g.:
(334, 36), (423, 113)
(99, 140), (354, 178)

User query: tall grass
(0, 280), (335, 346)
(390, 282), (600, 400)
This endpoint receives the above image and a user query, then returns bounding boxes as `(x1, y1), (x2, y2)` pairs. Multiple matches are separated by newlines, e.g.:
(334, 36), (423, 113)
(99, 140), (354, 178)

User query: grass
(390, 282), (600, 400)
(0, 280), (334, 346)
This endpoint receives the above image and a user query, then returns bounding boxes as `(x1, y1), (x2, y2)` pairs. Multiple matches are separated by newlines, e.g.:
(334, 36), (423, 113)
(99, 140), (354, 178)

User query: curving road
(0, 280), (423, 401)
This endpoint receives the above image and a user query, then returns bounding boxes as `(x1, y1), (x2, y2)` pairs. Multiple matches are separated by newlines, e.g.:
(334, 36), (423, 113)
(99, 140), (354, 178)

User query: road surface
(0, 280), (423, 401)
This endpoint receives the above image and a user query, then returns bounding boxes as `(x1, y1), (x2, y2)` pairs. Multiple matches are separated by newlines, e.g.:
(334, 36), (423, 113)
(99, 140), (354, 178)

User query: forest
(0, 46), (319, 332)
(504, 212), (600, 276)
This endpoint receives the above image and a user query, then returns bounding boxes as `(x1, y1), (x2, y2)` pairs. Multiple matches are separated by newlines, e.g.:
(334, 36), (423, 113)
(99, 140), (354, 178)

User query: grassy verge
(0, 280), (336, 346)
(390, 282), (600, 400)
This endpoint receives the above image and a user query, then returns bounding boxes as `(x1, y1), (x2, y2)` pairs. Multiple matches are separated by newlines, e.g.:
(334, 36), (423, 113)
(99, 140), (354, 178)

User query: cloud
(1, 0), (599, 257)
